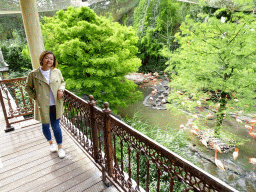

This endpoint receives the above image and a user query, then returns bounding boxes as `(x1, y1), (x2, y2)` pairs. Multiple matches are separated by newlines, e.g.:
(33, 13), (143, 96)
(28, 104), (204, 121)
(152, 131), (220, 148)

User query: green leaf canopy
(41, 6), (143, 111)
(164, 12), (256, 127)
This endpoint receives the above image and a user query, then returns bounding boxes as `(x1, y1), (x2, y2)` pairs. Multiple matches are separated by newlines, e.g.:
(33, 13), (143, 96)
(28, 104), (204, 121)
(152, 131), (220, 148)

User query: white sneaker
(49, 144), (58, 153)
(58, 149), (65, 159)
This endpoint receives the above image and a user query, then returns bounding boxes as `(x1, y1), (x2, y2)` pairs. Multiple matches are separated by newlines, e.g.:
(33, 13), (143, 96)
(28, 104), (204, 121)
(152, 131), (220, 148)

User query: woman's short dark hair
(39, 51), (58, 68)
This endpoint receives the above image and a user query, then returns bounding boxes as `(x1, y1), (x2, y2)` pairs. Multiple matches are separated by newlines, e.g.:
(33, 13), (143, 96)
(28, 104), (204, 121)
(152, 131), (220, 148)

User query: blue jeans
(42, 105), (62, 145)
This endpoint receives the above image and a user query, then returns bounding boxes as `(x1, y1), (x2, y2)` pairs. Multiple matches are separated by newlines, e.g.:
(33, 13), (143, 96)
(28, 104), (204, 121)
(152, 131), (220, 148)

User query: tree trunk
(215, 91), (227, 136)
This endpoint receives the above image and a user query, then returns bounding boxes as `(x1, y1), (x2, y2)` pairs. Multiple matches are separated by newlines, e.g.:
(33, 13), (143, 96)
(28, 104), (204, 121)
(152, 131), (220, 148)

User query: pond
(117, 77), (256, 192)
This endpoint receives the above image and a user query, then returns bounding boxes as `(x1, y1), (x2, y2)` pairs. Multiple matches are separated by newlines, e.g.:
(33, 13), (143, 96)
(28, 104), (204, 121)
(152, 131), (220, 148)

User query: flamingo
(192, 125), (199, 130)
(249, 119), (256, 125)
(191, 129), (198, 136)
(196, 101), (203, 111)
(149, 96), (153, 103)
(233, 148), (239, 160)
(236, 118), (243, 124)
(249, 158), (256, 165)
(177, 91), (182, 95)
(234, 99), (239, 102)
(249, 129), (256, 139)
(180, 124), (185, 132)
(192, 113), (199, 119)
(200, 139), (208, 147)
(245, 121), (253, 130)
(214, 149), (225, 171)
(188, 122), (193, 127)
(161, 98), (166, 106)
(210, 142), (222, 153)
(206, 112), (214, 120)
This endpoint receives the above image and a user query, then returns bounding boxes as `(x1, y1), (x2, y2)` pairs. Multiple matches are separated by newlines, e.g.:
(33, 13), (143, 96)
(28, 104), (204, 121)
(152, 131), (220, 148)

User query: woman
(25, 51), (66, 158)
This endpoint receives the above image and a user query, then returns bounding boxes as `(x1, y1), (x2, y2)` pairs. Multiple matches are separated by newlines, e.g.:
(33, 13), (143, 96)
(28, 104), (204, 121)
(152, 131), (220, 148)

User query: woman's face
(42, 54), (54, 70)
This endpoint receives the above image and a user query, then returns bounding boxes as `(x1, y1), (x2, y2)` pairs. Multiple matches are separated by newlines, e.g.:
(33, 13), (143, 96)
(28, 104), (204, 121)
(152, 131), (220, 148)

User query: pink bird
(191, 129), (198, 136)
(249, 129), (256, 139)
(214, 149), (225, 171)
(249, 158), (256, 165)
(233, 148), (239, 160)
(200, 139), (208, 147)
(210, 142), (222, 153)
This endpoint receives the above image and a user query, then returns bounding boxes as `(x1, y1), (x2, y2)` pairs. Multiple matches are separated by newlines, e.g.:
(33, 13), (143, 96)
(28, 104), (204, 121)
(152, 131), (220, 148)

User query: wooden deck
(0, 120), (120, 192)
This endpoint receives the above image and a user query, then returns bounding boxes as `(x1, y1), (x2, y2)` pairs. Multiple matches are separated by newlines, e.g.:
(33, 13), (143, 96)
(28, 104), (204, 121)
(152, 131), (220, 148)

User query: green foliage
(89, 0), (140, 23)
(38, 6), (143, 112)
(199, 0), (255, 12)
(163, 11), (256, 135)
(120, 113), (190, 191)
(0, 14), (25, 41)
(133, 0), (182, 72)
(1, 30), (32, 72)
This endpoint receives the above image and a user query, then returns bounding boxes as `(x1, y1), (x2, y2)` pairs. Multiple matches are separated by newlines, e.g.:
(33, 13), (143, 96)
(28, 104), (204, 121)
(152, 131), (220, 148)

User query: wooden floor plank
(1, 128), (70, 156)
(0, 123), (41, 140)
(27, 162), (96, 192)
(1, 135), (68, 161)
(0, 131), (43, 149)
(0, 140), (77, 178)
(1, 136), (49, 156)
(0, 128), (42, 146)
(45, 166), (102, 192)
(1, 137), (72, 171)
(66, 176), (106, 192)
(9, 156), (90, 192)
(0, 120), (120, 192)
(0, 144), (87, 191)
(1, 127), (70, 160)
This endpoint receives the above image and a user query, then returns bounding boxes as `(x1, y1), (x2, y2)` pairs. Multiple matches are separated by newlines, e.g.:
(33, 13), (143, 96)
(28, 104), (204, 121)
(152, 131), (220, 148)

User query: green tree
(40, 6), (143, 112)
(1, 30), (32, 72)
(162, 11), (256, 135)
(199, 0), (255, 12)
(133, 0), (182, 72)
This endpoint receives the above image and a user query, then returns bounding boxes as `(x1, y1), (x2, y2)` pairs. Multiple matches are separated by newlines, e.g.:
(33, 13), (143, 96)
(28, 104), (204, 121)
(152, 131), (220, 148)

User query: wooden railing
(0, 77), (34, 132)
(0, 77), (239, 192)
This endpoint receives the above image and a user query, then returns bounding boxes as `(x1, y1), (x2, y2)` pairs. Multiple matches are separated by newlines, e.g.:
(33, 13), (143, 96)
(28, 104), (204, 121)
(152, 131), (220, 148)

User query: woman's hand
(57, 90), (64, 100)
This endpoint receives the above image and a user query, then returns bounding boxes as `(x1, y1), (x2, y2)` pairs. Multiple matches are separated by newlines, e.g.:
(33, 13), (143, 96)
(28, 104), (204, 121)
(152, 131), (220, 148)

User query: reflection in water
(117, 82), (256, 192)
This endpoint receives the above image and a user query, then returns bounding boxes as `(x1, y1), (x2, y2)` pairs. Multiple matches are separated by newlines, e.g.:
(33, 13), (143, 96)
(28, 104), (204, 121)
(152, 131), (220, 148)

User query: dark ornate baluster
(169, 171), (174, 192)
(19, 86), (27, 112)
(157, 163), (161, 192)
(113, 134), (118, 180)
(127, 145), (132, 191)
(136, 152), (140, 190)
(120, 139), (124, 173)
(89, 95), (99, 163)
(146, 160), (150, 192)
(3, 87), (13, 116)
(0, 84), (14, 132)
(103, 102), (113, 177)
(12, 87), (20, 114)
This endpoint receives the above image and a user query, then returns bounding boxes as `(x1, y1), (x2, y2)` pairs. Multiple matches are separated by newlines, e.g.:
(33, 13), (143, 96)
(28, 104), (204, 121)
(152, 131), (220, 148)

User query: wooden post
(0, 85), (14, 132)
(103, 102), (113, 177)
(89, 95), (99, 163)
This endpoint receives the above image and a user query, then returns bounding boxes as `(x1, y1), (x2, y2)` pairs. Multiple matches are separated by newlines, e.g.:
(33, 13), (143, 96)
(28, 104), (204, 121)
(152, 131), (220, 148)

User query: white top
(40, 68), (55, 106)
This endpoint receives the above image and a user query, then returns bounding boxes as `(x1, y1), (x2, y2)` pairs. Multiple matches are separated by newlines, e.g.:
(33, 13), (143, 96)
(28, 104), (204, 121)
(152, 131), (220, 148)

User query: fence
(0, 77), (238, 192)
(0, 77), (34, 132)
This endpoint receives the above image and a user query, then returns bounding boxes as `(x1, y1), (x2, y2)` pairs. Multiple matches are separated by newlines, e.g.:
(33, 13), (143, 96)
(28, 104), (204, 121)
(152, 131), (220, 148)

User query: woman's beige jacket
(25, 67), (66, 124)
